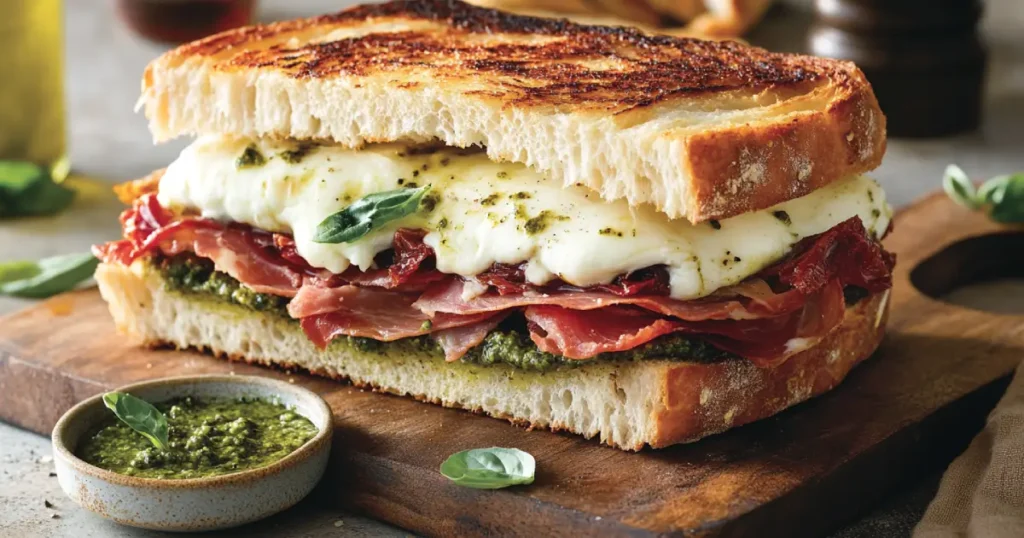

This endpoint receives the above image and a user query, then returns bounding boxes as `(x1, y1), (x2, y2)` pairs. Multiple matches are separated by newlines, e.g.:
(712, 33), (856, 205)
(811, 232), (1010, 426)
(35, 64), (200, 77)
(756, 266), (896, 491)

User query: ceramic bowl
(51, 374), (333, 531)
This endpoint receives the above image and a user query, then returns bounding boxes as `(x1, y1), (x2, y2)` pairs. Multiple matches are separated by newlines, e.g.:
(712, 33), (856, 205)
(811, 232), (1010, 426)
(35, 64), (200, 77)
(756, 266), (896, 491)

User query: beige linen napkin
(914, 364), (1024, 537)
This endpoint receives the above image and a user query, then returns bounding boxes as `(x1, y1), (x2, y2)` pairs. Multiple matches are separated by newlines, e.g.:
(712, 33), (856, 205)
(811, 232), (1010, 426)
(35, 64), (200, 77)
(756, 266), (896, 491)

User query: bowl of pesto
(51, 374), (333, 531)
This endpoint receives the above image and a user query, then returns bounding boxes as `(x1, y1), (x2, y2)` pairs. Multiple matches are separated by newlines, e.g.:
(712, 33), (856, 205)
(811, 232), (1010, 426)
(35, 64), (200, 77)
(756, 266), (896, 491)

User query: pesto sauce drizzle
(236, 145), (266, 169)
(77, 396), (317, 479)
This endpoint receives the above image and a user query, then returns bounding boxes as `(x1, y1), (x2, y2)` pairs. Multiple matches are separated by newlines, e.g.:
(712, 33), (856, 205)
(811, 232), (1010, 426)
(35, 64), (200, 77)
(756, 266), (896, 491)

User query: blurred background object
(809, 0), (987, 138)
(0, 0), (68, 181)
(117, 0), (256, 43)
(466, 0), (773, 37)
(0, 0), (76, 218)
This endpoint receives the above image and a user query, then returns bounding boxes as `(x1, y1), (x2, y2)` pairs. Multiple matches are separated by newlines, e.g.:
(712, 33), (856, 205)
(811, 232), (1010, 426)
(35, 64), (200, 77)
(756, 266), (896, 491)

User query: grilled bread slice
(96, 259), (888, 450)
(140, 0), (885, 223)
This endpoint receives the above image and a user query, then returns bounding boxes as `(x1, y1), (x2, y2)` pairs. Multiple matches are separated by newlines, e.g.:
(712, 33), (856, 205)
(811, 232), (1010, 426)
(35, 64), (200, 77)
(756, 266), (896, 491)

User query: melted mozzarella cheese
(158, 136), (892, 300)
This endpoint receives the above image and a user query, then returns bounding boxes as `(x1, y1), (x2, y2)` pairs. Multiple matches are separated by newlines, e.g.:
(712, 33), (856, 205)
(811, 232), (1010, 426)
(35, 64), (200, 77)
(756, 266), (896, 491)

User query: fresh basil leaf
(0, 260), (40, 284)
(314, 186), (429, 244)
(0, 253), (98, 298)
(981, 174), (1024, 223)
(440, 447), (535, 489)
(102, 392), (169, 451)
(943, 164), (979, 210)
(0, 161), (47, 195)
(0, 160), (73, 218)
(9, 176), (75, 217)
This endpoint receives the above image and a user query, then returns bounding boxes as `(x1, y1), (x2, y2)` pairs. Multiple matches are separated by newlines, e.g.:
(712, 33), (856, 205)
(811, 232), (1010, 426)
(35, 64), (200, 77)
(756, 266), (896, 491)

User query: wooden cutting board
(2, 192), (1022, 537)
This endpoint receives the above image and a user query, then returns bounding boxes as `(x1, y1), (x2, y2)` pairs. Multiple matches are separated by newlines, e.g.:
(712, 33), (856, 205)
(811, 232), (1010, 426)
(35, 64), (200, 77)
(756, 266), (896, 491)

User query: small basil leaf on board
(943, 164), (979, 210)
(0, 253), (98, 298)
(981, 174), (1024, 223)
(314, 185), (429, 244)
(0, 260), (40, 284)
(102, 392), (169, 451)
(440, 447), (536, 489)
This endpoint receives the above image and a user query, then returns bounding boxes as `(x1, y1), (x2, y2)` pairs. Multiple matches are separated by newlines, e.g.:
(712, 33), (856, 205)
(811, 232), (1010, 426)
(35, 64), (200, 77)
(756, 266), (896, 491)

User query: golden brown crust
(684, 73), (886, 221)
(152, 0), (861, 115)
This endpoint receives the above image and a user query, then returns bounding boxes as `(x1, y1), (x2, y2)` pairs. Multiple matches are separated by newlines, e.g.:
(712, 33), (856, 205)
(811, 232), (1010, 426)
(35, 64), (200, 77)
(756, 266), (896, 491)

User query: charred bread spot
(163, 0), (866, 113)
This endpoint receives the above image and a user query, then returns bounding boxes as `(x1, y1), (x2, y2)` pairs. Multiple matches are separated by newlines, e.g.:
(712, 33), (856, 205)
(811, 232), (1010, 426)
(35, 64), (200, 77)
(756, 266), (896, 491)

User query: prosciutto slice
(414, 277), (805, 321)
(434, 316), (507, 362)
(526, 306), (682, 359)
(300, 302), (497, 348)
(525, 279), (846, 366)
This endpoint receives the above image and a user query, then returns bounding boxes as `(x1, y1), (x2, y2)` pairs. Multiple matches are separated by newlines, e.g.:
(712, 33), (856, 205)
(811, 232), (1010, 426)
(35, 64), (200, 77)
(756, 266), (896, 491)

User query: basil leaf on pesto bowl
(50, 375), (333, 532)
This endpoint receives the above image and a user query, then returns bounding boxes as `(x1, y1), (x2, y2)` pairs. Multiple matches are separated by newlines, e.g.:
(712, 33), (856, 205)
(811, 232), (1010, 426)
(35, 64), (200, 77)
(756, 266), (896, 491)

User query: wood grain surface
(1, 192), (1021, 537)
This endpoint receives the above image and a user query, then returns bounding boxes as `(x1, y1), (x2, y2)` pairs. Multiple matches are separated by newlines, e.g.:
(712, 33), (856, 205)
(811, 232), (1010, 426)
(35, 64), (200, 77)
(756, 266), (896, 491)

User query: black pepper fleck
(709, 220), (721, 230)
(420, 193), (439, 212)
(773, 211), (792, 226)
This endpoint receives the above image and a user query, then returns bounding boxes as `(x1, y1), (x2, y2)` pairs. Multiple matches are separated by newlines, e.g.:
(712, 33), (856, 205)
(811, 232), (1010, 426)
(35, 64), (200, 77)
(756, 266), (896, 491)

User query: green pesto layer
(155, 256), (733, 371)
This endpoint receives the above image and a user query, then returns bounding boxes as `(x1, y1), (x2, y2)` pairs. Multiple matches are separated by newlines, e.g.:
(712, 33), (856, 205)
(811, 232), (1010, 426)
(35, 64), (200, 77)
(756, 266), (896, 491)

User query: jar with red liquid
(117, 0), (256, 44)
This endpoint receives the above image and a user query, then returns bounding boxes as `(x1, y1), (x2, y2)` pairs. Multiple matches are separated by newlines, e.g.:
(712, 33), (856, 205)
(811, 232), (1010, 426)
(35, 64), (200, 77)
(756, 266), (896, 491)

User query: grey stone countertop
(1, 0), (1022, 537)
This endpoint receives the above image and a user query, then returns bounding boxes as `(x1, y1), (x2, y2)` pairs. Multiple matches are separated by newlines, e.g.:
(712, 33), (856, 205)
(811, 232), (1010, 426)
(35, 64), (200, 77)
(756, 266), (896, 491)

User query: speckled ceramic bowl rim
(52, 374), (333, 489)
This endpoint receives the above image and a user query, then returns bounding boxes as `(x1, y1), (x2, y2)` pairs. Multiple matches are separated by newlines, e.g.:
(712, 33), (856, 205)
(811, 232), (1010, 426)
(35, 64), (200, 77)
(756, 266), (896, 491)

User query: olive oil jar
(0, 0), (68, 181)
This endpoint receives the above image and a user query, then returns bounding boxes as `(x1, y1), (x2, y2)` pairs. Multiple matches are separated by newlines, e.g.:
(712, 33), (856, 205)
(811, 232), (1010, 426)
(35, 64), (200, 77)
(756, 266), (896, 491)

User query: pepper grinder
(808, 0), (987, 138)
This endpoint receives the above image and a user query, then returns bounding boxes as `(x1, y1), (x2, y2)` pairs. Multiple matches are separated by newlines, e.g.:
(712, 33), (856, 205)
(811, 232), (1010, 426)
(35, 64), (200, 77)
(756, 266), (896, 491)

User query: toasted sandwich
(94, 0), (894, 450)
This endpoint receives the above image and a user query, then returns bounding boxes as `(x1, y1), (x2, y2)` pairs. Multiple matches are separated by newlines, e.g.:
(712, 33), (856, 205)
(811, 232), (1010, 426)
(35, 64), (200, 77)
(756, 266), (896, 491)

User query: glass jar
(0, 0), (68, 182)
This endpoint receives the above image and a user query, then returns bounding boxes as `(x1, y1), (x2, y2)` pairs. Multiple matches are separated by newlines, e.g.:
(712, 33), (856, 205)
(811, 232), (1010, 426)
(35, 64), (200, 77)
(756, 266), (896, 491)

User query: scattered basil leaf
(0, 253), (98, 298)
(102, 392), (169, 451)
(314, 185), (429, 244)
(0, 161), (47, 194)
(942, 164), (979, 210)
(983, 174), (1024, 223)
(439, 447), (535, 489)
(0, 260), (40, 284)
(0, 160), (74, 218)
(9, 176), (75, 216)
(943, 165), (1024, 223)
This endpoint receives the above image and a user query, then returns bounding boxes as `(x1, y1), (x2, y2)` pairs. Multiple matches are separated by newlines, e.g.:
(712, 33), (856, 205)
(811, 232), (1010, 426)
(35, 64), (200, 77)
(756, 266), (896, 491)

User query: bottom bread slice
(96, 261), (889, 450)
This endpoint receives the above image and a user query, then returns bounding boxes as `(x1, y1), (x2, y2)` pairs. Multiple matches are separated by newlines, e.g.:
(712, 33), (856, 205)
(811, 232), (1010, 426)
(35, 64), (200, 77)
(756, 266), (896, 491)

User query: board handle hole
(910, 232), (1024, 315)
